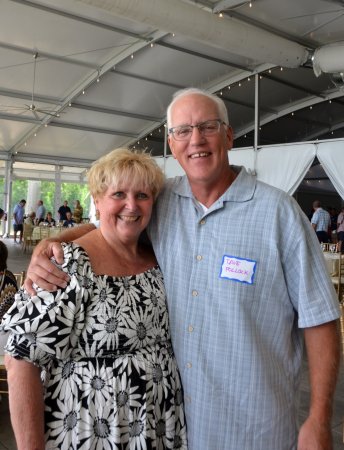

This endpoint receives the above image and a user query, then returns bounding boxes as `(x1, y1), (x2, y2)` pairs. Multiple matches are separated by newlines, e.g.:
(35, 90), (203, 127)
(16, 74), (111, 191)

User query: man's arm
(5, 356), (45, 450)
(24, 223), (95, 294)
(297, 320), (340, 450)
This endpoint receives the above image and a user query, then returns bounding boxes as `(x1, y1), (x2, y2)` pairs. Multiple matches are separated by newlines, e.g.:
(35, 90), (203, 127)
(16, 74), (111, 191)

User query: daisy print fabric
(2, 242), (187, 450)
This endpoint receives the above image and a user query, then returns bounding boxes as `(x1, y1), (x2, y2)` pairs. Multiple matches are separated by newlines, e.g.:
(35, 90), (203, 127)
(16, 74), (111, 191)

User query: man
(62, 211), (75, 228)
(12, 199), (26, 243)
(24, 88), (340, 450)
(311, 200), (331, 243)
(35, 200), (46, 225)
(57, 200), (71, 222)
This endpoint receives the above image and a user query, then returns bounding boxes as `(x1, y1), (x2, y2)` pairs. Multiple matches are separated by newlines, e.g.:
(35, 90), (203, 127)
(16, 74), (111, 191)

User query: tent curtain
(317, 141), (344, 199)
(255, 144), (316, 194)
(155, 139), (344, 198)
(228, 144), (316, 194)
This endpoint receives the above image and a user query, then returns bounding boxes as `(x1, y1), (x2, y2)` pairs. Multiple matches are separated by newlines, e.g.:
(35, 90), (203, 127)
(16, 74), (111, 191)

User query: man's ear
(225, 125), (234, 150)
(168, 135), (177, 159)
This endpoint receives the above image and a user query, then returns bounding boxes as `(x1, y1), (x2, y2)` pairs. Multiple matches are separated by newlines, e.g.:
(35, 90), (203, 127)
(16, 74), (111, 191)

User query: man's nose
(189, 125), (204, 143)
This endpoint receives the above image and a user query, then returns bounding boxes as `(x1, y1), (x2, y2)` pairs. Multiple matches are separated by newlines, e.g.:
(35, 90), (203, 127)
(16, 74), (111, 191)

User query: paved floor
(0, 237), (343, 449)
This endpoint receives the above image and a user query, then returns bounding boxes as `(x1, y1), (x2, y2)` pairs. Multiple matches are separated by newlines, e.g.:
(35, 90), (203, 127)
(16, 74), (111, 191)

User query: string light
(82, 90), (85, 95)
(131, 54), (134, 59)
(150, 43), (154, 48)
(249, 2), (252, 7)
(219, 12), (223, 18)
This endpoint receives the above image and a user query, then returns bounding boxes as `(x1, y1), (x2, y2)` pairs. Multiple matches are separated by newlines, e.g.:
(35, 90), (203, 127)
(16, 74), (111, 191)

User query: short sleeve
(1, 243), (90, 368)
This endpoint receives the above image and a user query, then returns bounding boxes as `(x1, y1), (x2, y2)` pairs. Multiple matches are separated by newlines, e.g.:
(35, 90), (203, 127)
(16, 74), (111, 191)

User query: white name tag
(220, 255), (257, 284)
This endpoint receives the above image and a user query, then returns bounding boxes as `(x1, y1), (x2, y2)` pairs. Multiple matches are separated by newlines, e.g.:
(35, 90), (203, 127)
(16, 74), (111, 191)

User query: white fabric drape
(255, 144), (316, 194)
(317, 141), (344, 199)
(155, 139), (344, 197)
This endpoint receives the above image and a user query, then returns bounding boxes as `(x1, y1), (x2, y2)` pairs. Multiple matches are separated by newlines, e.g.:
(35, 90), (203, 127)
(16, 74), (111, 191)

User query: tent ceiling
(0, 0), (344, 174)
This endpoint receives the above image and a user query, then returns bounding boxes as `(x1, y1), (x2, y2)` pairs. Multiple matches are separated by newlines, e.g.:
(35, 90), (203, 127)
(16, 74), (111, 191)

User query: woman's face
(95, 182), (154, 243)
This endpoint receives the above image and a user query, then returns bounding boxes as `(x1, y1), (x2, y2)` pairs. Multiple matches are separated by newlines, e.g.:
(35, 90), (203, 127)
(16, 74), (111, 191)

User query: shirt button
(186, 362), (192, 368)
(192, 290), (198, 297)
(188, 325), (194, 332)
(200, 219), (206, 225)
(196, 255), (203, 261)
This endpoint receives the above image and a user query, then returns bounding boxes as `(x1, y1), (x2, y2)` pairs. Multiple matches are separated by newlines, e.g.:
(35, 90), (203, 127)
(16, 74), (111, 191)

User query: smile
(189, 152), (210, 159)
(118, 215), (139, 222)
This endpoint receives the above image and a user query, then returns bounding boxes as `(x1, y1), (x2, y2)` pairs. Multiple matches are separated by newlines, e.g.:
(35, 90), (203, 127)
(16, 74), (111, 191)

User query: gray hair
(166, 88), (229, 129)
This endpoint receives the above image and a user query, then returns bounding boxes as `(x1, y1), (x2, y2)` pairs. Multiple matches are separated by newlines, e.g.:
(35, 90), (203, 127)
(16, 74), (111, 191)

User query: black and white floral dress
(1, 243), (187, 450)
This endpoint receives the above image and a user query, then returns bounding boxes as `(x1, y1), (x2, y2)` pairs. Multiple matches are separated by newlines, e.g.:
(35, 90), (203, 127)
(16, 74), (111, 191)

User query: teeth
(119, 215), (138, 222)
(190, 152), (210, 159)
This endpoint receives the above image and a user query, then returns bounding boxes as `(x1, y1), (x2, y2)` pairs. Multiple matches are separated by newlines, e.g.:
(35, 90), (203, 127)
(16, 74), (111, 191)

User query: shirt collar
(171, 165), (256, 204)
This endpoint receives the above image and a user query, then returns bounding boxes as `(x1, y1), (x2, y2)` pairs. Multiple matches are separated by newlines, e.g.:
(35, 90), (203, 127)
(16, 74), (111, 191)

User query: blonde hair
(87, 148), (165, 200)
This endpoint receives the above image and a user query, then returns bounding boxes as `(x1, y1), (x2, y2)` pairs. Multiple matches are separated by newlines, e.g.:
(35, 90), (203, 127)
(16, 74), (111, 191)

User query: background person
(12, 199), (26, 244)
(43, 212), (56, 227)
(336, 206), (344, 252)
(24, 211), (36, 226)
(311, 200), (331, 243)
(0, 241), (17, 357)
(72, 200), (83, 223)
(62, 211), (75, 228)
(35, 200), (46, 225)
(23, 88), (340, 450)
(57, 200), (71, 222)
(1, 149), (187, 450)
(0, 241), (17, 322)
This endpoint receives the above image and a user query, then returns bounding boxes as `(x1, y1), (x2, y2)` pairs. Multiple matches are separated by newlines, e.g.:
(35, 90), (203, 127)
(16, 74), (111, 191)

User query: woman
(0, 241), (17, 358)
(73, 200), (83, 223)
(337, 206), (344, 252)
(43, 212), (56, 227)
(0, 241), (17, 322)
(1, 149), (187, 450)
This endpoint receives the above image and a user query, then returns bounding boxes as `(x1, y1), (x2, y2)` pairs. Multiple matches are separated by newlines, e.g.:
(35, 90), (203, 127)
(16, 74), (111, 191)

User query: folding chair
(13, 271), (26, 288)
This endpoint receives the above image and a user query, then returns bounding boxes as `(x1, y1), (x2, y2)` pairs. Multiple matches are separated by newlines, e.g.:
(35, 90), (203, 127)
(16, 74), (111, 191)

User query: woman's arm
(24, 223), (95, 295)
(5, 355), (45, 450)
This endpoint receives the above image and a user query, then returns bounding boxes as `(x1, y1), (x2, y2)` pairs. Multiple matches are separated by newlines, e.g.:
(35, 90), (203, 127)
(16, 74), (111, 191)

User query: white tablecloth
(323, 251), (340, 276)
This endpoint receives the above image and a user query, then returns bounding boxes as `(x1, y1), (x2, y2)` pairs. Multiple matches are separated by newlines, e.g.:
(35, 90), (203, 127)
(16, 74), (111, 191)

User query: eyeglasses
(168, 119), (226, 141)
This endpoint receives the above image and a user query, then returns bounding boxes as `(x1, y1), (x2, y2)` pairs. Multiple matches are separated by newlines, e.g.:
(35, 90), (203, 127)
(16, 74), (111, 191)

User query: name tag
(220, 255), (257, 284)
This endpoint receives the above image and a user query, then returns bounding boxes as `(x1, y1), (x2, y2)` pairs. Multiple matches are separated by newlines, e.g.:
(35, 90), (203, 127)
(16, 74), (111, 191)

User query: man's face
(168, 94), (233, 187)
(64, 201), (68, 207)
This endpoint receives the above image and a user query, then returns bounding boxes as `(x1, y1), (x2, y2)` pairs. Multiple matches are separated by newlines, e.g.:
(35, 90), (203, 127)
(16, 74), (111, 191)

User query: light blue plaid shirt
(148, 166), (339, 450)
(311, 207), (331, 232)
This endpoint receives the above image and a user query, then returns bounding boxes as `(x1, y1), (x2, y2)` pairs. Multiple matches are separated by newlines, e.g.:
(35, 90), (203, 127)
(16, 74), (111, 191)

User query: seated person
(0, 241), (17, 353)
(43, 212), (56, 227)
(63, 211), (75, 228)
(24, 212), (36, 226)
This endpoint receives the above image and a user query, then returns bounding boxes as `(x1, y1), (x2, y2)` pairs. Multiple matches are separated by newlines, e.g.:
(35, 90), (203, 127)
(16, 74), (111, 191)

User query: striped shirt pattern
(148, 167), (340, 450)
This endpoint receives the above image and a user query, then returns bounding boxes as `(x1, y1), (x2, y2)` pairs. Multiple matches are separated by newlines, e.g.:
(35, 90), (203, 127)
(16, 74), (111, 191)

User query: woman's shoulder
(60, 242), (92, 274)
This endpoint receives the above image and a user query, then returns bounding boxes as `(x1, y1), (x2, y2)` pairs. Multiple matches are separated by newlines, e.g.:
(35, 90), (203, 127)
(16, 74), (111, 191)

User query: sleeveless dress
(1, 243), (187, 450)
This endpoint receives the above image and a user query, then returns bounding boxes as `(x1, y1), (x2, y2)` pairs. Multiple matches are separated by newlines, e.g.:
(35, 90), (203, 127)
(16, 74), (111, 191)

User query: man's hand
(297, 416), (333, 450)
(24, 238), (69, 295)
